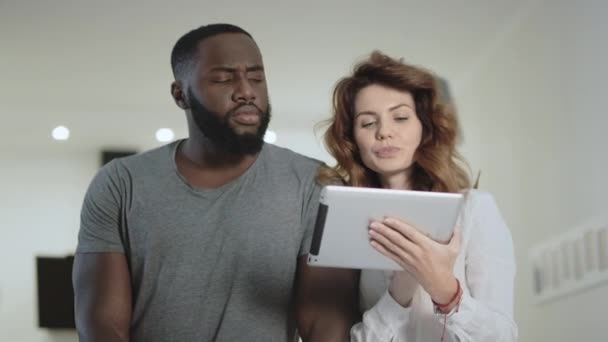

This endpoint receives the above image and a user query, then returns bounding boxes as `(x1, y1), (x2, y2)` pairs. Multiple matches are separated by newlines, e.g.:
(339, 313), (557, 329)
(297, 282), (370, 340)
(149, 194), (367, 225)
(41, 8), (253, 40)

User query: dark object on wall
(436, 76), (464, 142)
(437, 76), (453, 104)
(101, 150), (137, 167)
(36, 256), (75, 329)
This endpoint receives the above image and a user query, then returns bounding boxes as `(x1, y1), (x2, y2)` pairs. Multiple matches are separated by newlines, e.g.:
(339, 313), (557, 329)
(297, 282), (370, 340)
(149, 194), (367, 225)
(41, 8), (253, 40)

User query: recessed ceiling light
(264, 130), (277, 144)
(156, 128), (175, 142)
(52, 126), (70, 141)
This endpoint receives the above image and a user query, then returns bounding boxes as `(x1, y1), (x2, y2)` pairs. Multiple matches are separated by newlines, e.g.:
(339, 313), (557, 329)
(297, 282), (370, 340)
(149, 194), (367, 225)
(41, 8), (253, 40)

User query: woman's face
(353, 84), (423, 182)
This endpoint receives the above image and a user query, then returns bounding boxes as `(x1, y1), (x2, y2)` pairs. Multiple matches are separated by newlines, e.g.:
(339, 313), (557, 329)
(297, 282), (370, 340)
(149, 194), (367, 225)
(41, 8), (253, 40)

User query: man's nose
(233, 77), (256, 103)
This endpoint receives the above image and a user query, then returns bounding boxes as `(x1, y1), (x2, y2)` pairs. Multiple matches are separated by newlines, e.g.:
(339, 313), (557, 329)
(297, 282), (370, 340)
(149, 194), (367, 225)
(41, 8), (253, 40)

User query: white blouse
(351, 190), (518, 341)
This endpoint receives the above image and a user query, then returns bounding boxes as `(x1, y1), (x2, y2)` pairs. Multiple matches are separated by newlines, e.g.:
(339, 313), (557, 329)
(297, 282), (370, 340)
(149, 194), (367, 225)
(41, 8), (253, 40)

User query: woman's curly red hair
(319, 51), (471, 193)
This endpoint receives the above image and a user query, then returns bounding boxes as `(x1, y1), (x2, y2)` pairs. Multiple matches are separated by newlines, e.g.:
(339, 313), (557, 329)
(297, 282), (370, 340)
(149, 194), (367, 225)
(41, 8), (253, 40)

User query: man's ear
(170, 81), (189, 110)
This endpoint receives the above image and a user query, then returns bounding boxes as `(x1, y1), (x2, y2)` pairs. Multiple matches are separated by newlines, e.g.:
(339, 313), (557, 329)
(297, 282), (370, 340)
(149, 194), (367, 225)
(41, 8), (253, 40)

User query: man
(72, 24), (359, 341)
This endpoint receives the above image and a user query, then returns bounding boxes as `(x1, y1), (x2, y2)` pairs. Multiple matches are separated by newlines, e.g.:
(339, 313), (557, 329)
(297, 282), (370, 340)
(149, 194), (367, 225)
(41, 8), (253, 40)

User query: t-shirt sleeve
(76, 161), (127, 254)
(299, 178), (323, 257)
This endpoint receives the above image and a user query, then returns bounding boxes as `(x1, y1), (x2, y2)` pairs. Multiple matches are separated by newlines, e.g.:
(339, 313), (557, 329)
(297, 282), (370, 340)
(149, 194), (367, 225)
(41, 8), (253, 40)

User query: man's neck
(175, 137), (260, 189)
(181, 137), (258, 167)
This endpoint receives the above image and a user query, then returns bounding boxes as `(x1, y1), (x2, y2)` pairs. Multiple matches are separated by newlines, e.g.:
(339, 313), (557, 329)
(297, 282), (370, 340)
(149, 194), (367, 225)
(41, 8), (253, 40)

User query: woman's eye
(395, 116), (409, 122)
(361, 121), (376, 128)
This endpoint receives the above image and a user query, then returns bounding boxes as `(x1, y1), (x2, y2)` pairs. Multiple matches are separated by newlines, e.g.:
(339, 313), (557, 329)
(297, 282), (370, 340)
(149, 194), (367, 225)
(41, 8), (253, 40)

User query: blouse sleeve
(350, 289), (414, 341)
(440, 191), (518, 341)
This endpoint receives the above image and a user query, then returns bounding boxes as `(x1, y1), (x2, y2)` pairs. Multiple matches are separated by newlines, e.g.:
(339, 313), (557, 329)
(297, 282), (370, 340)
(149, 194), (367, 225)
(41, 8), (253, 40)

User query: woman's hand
(369, 217), (461, 306)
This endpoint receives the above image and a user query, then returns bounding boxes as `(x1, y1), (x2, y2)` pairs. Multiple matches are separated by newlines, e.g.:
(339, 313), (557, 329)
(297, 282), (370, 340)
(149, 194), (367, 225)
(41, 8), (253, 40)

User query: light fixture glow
(52, 126), (70, 141)
(156, 128), (175, 142)
(264, 130), (277, 144)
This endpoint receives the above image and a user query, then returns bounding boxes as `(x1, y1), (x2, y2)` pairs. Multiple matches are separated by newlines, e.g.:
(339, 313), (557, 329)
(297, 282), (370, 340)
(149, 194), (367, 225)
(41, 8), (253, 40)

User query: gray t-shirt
(76, 140), (323, 342)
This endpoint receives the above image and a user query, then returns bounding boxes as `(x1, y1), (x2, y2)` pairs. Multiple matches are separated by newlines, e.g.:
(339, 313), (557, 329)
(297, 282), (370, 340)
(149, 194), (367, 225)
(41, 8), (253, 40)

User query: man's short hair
(170, 23), (254, 79)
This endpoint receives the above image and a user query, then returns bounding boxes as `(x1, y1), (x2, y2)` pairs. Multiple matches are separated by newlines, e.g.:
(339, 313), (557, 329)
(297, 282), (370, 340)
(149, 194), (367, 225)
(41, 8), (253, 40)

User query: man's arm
(73, 253), (132, 342)
(295, 255), (360, 341)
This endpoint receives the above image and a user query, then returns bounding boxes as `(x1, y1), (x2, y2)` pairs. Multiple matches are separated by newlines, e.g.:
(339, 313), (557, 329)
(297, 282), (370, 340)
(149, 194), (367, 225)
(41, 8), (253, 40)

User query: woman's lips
(373, 146), (400, 158)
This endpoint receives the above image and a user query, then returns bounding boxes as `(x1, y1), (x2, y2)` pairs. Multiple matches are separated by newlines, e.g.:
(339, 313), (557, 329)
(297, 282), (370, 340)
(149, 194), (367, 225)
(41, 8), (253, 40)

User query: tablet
(307, 185), (464, 270)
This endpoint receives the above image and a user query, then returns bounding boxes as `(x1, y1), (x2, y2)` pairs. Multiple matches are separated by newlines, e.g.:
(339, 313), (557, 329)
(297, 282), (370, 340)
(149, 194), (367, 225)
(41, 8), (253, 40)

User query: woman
(319, 51), (517, 341)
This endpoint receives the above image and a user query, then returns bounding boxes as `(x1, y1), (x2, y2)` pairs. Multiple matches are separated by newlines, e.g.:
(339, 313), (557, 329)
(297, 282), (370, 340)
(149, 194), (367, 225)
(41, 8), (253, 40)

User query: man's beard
(187, 88), (271, 156)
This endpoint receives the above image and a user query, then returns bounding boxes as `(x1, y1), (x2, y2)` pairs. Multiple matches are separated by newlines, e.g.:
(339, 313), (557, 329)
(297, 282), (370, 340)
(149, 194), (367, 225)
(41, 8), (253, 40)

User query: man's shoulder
(263, 143), (323, 172)
(95, 142), (175, 184)
(110, 142), (174, 170)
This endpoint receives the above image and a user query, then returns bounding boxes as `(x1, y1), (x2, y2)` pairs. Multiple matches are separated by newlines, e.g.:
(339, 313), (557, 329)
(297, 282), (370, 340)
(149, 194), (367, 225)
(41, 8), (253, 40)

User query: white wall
(2, 1), (608, 341)
(0, 150), (97, 342)
(457, 0), (608, 341)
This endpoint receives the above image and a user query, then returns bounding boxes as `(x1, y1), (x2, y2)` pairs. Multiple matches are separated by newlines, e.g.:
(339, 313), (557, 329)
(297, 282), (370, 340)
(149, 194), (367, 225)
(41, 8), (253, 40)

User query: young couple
(74, 23), (516, 342)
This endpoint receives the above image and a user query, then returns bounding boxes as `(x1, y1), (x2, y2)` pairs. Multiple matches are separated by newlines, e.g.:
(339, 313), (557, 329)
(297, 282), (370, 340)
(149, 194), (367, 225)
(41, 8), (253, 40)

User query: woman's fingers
(369, 225), (414, 264)
(369, 221), (418, 254)
(381, 217), (428, 245)
(369, 239), (413, 273)
(370, 219), (463, 299)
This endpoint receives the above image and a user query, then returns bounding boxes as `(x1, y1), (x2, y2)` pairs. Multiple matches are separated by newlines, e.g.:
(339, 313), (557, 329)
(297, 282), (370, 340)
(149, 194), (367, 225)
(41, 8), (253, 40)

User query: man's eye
(211, 79), (231, 83)
(248, 72), (265, 83)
